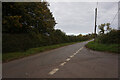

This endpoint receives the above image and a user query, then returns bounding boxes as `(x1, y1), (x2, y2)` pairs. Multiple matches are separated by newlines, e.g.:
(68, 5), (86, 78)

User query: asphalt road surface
(3, 40), (118, 78)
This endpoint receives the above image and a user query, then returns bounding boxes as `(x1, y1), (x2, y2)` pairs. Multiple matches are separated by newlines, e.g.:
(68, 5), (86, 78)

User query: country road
(3, 41), (118, 78)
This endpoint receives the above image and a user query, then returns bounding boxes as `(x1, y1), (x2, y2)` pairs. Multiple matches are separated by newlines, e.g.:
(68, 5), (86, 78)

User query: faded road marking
(73, 53), (77, 55)
(76, 47), (83, 53)
(49, 68), (59, 75)
(78, 47), (83, 51)
(70, 55), (74, 58)
(60, 62), (66, 66)
(66, 58), (71, 61)
(48, 47), (83, 76)
(74, 47), (83, 55)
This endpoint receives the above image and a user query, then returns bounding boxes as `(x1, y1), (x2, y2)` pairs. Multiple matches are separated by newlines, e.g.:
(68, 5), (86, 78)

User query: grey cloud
(49, 2), (118, 35)
(0, 1), (118, 35)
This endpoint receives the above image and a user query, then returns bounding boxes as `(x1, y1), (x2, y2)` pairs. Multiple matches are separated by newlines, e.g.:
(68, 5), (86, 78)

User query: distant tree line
(2, 2), (93, 53)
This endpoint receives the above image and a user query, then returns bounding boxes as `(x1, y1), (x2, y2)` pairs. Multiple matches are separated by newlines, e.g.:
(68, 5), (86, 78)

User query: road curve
(3, 40), (118, 78)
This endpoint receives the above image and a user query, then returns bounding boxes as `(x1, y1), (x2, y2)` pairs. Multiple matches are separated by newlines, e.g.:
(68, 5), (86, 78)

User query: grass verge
(3, 42), (80, 62)
(86, 41), (119, 53)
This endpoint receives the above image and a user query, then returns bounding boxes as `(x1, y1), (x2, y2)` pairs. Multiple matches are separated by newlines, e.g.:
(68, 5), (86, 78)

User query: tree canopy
(98, 23), (112, 34)
(2, 2), (93, 53)
(2, 2), (56, 33)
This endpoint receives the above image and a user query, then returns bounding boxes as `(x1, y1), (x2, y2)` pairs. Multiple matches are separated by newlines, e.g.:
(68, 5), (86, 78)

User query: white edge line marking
(49, 68), (59, 75)
(60, 62), (66, 66)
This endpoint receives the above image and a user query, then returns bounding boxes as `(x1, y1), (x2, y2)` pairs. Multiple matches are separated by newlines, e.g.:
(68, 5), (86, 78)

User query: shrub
(2, 33), (42, 53)
(96, 30), (120, 44)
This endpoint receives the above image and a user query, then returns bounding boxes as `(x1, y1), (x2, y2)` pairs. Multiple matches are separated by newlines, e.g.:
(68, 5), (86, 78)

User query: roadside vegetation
(86, 41), (119, 53)
(3, 42), (81, 62)
(2, 2), (94, 62)
(86, 23), (120, 53)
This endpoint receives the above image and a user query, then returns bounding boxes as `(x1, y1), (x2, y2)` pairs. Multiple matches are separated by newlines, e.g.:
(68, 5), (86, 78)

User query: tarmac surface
(3, 41), (118, 78)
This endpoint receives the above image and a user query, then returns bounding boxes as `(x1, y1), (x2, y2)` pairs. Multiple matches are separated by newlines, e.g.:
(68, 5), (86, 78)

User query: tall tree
(98, 23), (105, 34)
(2, 2), (56, 33)
(106, 23), (112, 32)
(98, 23), (112, 34)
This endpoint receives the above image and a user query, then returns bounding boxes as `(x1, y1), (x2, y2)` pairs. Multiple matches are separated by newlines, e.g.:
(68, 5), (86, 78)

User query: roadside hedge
(3, 32), (92, 53)
(96, 30), (120, 44)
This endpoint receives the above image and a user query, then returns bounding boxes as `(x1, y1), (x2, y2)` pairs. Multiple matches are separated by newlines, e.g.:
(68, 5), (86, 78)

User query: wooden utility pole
(94, 8), (97, 38)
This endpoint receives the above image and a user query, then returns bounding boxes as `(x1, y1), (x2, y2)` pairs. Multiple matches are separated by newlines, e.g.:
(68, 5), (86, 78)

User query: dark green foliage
(2, 2), (93, 53)
(3, 42), (78, 62)
(96, 30), (120, 44)
(88, 24), (120, 53)
(86, 41), (119, 53)
(98, 23), (112, 34)
(2, 2), (56, 33)
(3, 31), (93, 53)
(3, 33), (39, 53)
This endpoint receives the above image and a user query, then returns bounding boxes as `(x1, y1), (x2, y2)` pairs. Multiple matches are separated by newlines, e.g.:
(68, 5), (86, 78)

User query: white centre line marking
(75, 47), (83, 54)
(70, 55), (74, 58)
(49, 68), (59, 75)
(66, 58), (71, 61)
(73, 53), (77, 55)
(60, 62), (66, 66)
(76, 50), (79, 53)
(80, 47), (83, 50)
(48, 47), (84, 76)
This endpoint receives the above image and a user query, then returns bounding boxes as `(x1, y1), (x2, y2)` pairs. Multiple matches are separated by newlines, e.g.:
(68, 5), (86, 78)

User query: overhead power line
(110, 8), (120, 25)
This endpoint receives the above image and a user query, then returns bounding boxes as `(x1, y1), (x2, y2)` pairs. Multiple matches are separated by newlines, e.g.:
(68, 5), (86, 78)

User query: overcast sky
(49, 2), (118, 35)
(1, 0), (119, 35)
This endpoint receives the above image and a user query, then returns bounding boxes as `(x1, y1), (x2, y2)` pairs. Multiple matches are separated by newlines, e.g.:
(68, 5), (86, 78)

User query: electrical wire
(110, 8), (120, 25)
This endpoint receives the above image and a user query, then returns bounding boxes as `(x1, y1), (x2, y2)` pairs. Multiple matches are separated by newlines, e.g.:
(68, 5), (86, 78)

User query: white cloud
(49, 2), (118, 35)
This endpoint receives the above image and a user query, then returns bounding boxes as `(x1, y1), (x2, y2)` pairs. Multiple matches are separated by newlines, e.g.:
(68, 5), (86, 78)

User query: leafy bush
(96, 30), (120, 44)
(3, 31), (92, 53)
(2, 2), (93, 53)
(3, 34), (35, 53)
